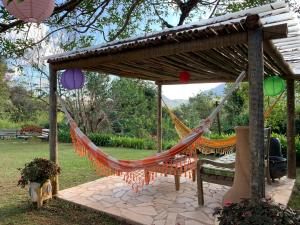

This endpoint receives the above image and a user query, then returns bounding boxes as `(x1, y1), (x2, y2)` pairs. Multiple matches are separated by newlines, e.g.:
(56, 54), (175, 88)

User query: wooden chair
(145, 154), (196, 190)
(197, 127), (271, 205)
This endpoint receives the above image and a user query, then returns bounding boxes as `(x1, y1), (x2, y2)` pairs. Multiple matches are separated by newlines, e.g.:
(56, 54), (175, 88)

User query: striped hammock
(60, 71), (246, 191)
(164, 91), (284, 155)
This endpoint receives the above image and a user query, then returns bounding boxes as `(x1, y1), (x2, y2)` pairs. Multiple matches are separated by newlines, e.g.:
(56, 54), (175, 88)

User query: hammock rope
(164, 88), (284, 155)
(59, 71), (246, 191)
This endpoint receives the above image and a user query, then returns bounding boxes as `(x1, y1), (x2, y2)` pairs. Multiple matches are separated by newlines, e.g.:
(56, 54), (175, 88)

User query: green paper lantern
(264, 76), (285, 97)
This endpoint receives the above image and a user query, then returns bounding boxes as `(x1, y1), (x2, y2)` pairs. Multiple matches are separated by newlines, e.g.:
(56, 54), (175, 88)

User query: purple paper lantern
(60, 69), (85, 90)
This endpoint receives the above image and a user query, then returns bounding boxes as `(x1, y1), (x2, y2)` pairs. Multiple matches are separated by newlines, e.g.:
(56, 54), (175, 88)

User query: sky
(162, 83), (223, 100)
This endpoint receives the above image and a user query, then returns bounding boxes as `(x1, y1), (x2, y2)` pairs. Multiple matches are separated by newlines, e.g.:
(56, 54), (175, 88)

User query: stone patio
(58, 175), (295, 225)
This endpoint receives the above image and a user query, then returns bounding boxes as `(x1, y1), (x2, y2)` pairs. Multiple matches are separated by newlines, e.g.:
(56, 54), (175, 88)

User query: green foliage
(109, 78), (157, 138)
(214, 198), (300, 225)
(88, 133), (156, 150)
(58, 130), (72, 143)
(180, 92), (215, 129)
(17, 158), (60, 188)
(0, 119), (20, 129)
(0, 59), (12, 120)
(207, 132), (235, 139)
(58, 129), (177, 150)
(222, 83), (249, 132)
(271, 133), (300, 165)
(8, 85), (47, 123)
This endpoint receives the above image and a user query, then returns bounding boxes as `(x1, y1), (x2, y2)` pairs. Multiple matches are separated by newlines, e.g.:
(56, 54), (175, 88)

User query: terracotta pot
(222, 126), (251, 204)
(29, 179), (52, 207)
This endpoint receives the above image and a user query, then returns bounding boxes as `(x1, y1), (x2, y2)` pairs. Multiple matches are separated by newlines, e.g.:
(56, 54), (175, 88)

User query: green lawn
(0, 140), (156, 225)
(0, 140), (299, 225)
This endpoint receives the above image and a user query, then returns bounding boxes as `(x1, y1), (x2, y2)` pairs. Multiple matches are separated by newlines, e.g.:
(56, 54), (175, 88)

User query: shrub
(214, 198), (300, 225)
(272, 133), (300, 165)
(20, 125), (42, 134)
(207, 132), (235, 140)
(163, 139), (177, 150)
(0, 119), (21, 129)
(18, 158), (60, 188)
(58, 130), (72, 143)
(58, 129), (160, 150)
(89, 133), (111, 146)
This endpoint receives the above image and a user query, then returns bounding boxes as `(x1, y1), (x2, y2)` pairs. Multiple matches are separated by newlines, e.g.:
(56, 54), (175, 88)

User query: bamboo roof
(47, 1), (300, 83)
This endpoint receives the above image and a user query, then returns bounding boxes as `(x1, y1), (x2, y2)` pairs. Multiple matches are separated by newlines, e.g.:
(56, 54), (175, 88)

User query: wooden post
(247, 14), (265, 199)
(286, 79), (296, 179)
(215, 101), (221, 135)
(49, 64), (59, 195)
(157, 84), (162, 152)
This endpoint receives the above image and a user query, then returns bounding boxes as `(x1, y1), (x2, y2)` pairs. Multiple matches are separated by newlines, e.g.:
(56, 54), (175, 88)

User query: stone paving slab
(58, 175), (295, 225)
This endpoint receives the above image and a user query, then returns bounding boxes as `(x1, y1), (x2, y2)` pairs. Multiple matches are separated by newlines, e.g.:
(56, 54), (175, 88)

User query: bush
(58, 130), (72, 143)
(0, 119), (21, 129)
(163, 139), (177, 150)
(214, 198), (300, 225)
(272, 133), (300, 165)
(89, 133), (111, 146)
(20, 125), (42, 134)
(207, 132), (235, 140)
(57, 129), (161, 150)
(18, 158), (60, 188)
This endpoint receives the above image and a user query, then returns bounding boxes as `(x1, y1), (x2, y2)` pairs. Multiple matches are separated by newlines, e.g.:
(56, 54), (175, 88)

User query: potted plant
(214, 198), (300, 225)
(18, 158), (60, 207)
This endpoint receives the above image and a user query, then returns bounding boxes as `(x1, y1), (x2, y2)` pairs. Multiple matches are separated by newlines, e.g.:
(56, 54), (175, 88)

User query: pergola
(46, 2), (299, 200)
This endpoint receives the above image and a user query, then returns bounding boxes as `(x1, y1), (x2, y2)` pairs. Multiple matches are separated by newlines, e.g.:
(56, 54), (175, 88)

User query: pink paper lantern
(60, 69), (85, 90)
(2, 0), (55, 23)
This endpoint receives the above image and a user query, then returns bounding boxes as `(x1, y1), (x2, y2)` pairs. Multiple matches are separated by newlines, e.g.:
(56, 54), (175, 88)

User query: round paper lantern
(60, 69), (85, 90)
(264, 76), (285, 97)
(179, 71), (191, 83)
(2, 0), (55, 23)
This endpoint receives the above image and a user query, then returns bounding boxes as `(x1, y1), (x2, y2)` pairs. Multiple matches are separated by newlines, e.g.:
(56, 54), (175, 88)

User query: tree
(109, 78), (157, 138)
(179, 91), (216, 129)
(9, 85), (46, 122)
(60, 72), (111, 134)
(0, 59), (11, 119)
(2, 0), (286, 58)
(222, 83), (249, 133)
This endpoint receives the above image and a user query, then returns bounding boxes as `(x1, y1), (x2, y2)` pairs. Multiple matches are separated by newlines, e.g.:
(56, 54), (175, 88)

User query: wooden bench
(37, 129), (49, 141)
(145, 155), (196, 191)
(0, 129), (18, 139)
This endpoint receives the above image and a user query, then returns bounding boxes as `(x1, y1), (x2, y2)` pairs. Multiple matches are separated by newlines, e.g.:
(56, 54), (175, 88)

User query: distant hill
(162, 95), (188, 108)
(204, 84), (225, 96)
(162, 84), (225, 108)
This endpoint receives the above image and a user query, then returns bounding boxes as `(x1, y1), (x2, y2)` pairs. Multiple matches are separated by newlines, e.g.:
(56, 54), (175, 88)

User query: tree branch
(109, 0), (144, 41)
(152, 3), (174, 28)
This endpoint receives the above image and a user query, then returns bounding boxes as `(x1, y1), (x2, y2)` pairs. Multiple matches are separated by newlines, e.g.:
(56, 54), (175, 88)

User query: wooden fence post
(287, 79), (296, 179)
(157, 84), (162, 153)
(247, 14), (265, 199)
(49, 64), (59, 195)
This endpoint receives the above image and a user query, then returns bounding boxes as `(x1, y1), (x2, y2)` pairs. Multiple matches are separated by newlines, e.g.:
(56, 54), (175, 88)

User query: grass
(0, 139), (156, 225)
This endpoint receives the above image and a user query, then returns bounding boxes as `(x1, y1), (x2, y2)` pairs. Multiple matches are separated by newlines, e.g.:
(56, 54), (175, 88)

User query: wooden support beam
(247, 14), (265, 200)
(263, 40), (294, 77)
(263, 24), (288, 40)
(157, 84), (162, 153)
(49, 65), (59, 195)
(286, 79), (296, 179)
